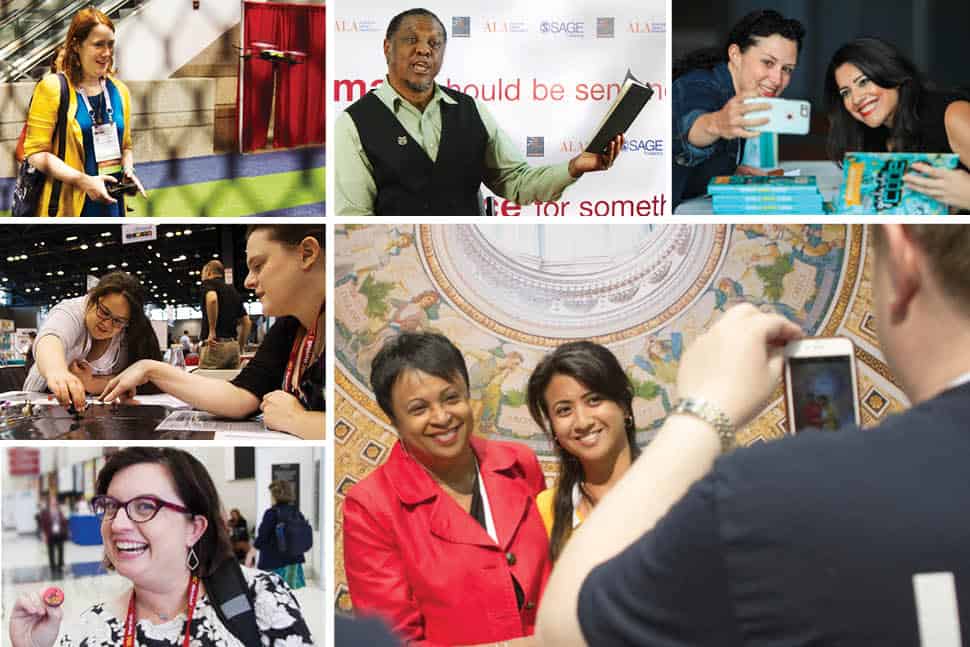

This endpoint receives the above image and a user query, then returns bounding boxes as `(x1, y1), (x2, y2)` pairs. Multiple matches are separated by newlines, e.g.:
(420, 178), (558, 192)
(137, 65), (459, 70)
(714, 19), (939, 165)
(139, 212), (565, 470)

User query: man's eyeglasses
(91, 495), (192, 523)
(94, 299), (130, 330)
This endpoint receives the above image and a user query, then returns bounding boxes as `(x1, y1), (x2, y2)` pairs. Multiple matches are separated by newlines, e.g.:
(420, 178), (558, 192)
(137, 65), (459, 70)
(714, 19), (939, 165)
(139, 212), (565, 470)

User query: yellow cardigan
(22, 73), (133, 217)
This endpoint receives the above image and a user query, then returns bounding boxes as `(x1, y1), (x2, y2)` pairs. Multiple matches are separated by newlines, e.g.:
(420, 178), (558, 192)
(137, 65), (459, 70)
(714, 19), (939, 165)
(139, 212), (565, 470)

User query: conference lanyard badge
(81, 80), (123, 175)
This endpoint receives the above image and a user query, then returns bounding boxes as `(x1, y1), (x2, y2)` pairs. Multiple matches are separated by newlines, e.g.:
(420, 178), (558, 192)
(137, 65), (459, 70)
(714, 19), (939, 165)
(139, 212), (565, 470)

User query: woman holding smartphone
(672, 9), (806, 208)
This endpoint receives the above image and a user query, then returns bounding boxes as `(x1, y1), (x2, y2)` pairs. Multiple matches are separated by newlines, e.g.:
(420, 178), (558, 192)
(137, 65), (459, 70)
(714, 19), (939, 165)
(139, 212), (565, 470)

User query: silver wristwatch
(670, 397), (736, 453)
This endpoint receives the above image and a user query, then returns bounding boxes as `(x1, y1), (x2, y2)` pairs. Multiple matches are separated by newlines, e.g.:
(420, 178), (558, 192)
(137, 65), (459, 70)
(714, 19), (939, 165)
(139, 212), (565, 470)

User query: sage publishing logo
(597, 17), (614, 38)
(453, 16), (470, 38)
(527, 136), (544, 157)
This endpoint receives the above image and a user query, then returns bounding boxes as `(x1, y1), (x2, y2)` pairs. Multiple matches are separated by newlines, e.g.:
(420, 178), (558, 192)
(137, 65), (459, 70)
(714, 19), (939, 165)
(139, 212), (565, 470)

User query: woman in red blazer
(343, 332), (551, 646)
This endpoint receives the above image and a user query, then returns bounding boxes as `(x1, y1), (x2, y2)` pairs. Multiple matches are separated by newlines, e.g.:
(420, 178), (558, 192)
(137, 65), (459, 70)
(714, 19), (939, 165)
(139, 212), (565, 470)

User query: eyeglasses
(91, 495), (192, 523)
(94, 299), (130, 329)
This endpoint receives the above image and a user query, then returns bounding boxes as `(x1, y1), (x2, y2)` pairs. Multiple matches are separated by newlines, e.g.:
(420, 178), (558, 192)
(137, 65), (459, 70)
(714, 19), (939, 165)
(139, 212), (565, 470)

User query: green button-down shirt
(335, 79), (577, 216)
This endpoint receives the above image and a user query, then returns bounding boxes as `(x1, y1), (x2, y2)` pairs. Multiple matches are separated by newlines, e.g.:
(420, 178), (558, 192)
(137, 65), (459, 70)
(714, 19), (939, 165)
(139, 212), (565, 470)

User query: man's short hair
(385, 8), (447, 43)
(202, 260), (225, 278)
(370, 332), (469, 422)
(873, 225), (970, 312)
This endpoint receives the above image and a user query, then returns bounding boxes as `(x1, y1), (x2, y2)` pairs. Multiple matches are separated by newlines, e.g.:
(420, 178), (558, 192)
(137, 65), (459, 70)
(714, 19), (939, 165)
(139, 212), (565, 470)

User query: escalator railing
(0, 0), (145, 82)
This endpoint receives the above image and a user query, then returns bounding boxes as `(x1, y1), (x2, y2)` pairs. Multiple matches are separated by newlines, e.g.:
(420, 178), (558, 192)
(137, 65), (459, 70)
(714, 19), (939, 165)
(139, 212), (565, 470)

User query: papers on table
(156, 410), (299, 440)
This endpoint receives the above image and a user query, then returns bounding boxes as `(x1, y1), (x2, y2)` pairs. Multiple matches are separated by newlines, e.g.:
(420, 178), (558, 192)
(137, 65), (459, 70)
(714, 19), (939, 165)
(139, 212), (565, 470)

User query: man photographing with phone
(537, 224), (970, 646)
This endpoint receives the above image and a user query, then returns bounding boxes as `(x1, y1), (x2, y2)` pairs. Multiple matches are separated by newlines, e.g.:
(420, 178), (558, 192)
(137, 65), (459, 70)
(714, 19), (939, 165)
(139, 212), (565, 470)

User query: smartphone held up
(783, 337), (860, 435)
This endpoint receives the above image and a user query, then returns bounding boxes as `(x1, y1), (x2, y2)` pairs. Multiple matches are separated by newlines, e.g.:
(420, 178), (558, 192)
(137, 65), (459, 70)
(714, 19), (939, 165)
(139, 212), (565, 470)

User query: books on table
(836, 152), (959, 215)
(707, 175), (825, 214)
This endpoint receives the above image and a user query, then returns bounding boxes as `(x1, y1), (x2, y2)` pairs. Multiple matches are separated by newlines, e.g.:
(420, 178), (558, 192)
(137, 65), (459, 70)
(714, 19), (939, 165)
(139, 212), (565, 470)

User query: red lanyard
(283, 310), (321, 396)
(123, 575), (200, 647)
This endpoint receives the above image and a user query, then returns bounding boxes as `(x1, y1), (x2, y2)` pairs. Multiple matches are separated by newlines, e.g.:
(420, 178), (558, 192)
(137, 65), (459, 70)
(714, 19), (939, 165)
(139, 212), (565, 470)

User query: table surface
(675, 160), (844, 215)
(0, 394), (299, 441)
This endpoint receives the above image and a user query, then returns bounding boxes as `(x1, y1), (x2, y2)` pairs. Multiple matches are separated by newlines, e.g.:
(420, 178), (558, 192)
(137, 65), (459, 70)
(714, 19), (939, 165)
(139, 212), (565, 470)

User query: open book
(585, 71), (654, 154)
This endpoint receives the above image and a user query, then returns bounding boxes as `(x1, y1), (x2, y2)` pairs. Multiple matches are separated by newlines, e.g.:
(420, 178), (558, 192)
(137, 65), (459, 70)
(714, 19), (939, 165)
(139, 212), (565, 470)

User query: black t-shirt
(231, 316), (324, 411)
(579, 382), (970, 646)
(200, 279), (246, 339)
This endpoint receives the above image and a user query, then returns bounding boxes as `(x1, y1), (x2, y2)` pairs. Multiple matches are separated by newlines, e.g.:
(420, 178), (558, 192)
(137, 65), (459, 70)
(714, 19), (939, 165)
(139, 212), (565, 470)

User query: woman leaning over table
(22, 6), (146, 217)
(100, 225), (325, 439)
(25, 271), (161, 410)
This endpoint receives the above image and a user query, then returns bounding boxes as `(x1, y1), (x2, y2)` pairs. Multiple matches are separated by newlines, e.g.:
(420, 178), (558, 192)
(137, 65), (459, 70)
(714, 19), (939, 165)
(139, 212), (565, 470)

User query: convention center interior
(2, 445), (324, 644)
(0, 223), (325, 440)
(0, 0), (324, 216)
(332, 223), (900, 608)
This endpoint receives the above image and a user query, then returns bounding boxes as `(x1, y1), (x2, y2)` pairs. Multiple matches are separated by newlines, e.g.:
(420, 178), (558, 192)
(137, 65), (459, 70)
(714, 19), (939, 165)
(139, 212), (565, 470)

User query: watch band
(670, 397), (736, 453)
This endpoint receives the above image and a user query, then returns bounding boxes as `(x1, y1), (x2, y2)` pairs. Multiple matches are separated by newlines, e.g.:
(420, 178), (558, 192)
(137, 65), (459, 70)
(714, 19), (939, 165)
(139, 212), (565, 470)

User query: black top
(469, 469), (526, 610)
(254, 503), (306, 569)
(345, 85), (488, 216)
(579, 381), (970, 646)
(231, 316), (324, 411)
(200, 279), (246, 339)
(862, 90), (970, 171)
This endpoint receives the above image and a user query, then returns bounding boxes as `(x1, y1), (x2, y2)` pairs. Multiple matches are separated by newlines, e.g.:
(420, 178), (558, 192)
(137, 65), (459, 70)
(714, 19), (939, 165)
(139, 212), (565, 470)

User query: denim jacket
(672, 62), (743, 208)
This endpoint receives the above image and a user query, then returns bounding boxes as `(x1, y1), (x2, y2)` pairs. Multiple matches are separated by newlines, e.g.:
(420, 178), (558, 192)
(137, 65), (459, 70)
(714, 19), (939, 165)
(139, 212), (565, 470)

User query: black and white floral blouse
(58, 567), (315, 646)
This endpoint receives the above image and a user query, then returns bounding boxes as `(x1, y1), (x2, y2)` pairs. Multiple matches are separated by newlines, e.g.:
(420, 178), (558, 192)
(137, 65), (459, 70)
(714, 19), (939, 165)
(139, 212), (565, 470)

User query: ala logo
(628, 21), (667, 34)
(334, 19), (379, 32)
(560, 139), (588, 153)
(484, 18), (528, 33)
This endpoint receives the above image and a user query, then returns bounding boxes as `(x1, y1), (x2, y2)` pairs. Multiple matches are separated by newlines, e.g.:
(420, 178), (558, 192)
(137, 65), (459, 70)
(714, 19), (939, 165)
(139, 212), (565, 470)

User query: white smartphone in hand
(783, 337), (860, 434)
(744, 97), (811, 135)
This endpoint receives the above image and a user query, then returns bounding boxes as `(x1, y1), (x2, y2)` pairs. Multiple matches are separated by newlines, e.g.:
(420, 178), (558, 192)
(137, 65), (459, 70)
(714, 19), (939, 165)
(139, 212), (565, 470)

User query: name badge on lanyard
(81, 79), (122, 175)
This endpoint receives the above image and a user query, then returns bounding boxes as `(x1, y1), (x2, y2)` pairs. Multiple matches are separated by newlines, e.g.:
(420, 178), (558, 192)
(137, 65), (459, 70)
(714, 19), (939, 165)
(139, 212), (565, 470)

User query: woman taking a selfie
(672, 9), (806, 208)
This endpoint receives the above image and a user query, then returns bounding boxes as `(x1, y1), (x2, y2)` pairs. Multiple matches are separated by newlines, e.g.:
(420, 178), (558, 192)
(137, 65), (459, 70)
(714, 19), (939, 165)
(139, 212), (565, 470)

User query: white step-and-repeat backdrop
(333, 1), (669, 217)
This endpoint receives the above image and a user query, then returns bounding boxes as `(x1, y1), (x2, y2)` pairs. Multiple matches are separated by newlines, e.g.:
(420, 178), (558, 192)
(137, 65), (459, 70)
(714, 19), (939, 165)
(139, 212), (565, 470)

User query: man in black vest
(538, 225), (970, 646)
(335, 8), (624, 216)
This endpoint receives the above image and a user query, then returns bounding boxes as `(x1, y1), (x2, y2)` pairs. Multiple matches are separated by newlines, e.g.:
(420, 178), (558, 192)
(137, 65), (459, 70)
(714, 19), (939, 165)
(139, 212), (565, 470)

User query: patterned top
(58, 568), (314, 646)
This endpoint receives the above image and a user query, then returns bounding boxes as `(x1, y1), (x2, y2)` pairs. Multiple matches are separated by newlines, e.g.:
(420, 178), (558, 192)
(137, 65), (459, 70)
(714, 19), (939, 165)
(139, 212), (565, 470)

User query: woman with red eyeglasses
(24, 271), (161, 410)
(8, 447), (314, 647)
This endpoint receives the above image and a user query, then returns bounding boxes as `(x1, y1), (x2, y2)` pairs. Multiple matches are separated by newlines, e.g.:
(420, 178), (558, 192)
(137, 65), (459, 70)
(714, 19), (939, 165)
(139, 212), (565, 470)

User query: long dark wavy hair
(825, 38), (930, 165)
(526, 342), (641, 562)
(673, 9), (805, 80)
(86, 271), (162, 367)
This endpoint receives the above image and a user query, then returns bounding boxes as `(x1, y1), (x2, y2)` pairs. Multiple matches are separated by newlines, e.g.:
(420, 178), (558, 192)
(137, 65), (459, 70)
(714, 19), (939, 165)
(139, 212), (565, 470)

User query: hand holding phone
(783, 337), (860, 434)
(107, 180), (138, 200)
(743, 97), (811, 135)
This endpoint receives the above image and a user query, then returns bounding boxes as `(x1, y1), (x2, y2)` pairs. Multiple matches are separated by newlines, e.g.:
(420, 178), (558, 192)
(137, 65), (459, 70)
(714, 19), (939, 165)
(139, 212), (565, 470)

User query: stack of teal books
(708, 175), (825, 214)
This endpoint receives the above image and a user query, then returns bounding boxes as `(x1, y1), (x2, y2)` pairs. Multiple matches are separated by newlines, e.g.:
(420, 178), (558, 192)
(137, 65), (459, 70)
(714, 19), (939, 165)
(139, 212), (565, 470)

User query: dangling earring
(186, 545), (200, 571)
(625, 416), (635, 433)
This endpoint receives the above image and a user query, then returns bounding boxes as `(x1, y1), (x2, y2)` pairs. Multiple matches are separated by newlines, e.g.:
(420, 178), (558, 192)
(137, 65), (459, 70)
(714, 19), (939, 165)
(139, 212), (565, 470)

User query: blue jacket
(672, 62), (743, 208)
